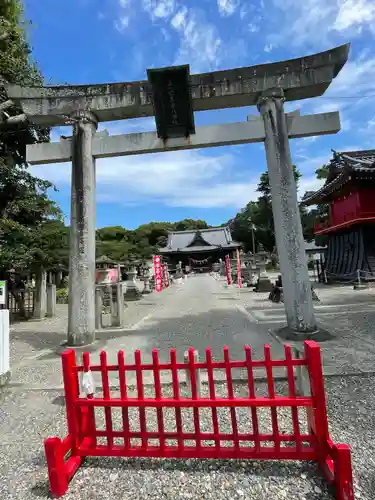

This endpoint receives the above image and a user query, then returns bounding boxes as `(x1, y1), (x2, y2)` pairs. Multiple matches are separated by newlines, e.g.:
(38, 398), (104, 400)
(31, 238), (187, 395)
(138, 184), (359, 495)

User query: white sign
(0, 281), (6, 306)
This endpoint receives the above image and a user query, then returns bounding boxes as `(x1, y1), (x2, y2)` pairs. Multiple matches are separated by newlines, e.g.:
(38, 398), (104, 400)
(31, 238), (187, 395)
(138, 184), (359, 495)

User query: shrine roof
(159, 226), (241, 253)
(302, 150), (375, 205)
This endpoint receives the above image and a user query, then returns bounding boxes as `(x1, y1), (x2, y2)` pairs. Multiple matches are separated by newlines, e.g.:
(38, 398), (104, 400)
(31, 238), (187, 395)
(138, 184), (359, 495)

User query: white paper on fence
(81, 370), (96, 395)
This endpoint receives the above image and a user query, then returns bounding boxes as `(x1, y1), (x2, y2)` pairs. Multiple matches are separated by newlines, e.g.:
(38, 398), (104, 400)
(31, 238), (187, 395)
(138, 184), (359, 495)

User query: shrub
(56, 288), (68, 304)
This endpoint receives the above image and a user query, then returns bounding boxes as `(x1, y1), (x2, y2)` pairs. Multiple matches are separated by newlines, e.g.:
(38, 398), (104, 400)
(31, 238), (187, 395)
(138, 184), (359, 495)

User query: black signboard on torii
(147, 65), (196, 140)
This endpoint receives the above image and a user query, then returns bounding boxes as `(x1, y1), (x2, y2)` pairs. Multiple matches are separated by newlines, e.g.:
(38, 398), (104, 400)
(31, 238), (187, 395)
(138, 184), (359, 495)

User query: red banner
(225, 255), (233, 285)
(236, 249), (242, 288)
(163, 264), (169, 288)
(153, 255), (163, 292)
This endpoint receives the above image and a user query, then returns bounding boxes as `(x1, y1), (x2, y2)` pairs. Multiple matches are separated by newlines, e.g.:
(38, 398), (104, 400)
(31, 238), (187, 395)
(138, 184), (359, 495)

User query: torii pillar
(68, 111), (97, 346)
(258, 89), (316, 333)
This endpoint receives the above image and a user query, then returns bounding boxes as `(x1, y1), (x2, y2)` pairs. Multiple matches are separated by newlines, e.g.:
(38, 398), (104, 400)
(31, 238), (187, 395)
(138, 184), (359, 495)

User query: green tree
(1, 0), (49, 165)
(231, 166), (301, 253)
(0, 161), (66, 272)
(315, 164), (330, 180)
(174, 219), (209, 231)
(0, 1), (69, 281)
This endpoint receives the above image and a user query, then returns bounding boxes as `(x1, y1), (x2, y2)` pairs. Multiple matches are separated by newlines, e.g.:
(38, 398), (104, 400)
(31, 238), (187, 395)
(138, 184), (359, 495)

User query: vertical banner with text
(163, 264), (169, 288)
(225, 255), (233, 285)
(236, 249), (242, 288)
(153, 255), (163, 292)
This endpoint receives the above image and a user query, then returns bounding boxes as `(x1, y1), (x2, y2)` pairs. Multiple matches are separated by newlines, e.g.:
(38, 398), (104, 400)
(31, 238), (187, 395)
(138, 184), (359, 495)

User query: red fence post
(304, 341), (329, 451)
(82, 352), (97, 448)
(44, 437), (69, 498)
(62, 350), (80, 450)
(333, 444), (355, 500)
(304, 341), (354, 499)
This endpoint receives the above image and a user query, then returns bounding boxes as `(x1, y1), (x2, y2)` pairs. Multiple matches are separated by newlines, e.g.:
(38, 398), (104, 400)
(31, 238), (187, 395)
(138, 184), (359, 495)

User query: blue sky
(23, 0), (375, 229)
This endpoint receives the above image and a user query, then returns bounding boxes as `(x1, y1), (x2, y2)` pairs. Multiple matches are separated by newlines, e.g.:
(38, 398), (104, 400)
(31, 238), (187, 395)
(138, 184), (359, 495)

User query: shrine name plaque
(147, 65), (195, 140)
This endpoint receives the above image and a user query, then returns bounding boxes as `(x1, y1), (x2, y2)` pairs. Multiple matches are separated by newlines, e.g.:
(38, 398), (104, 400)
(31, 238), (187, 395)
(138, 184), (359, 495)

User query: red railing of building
(44, 342), (354, 499)
(315, 189), (375, 235)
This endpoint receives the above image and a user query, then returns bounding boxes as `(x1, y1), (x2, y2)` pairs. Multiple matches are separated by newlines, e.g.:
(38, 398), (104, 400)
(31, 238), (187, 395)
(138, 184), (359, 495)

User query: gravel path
(2, 275), (374, 499)
(0, 375), (373, 499)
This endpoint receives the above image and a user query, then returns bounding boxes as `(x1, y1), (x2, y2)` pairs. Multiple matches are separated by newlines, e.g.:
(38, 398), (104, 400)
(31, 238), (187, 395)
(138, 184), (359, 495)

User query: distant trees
(230, 166), (302, 253)
(95, 220), (211, 262)
(230, 164), (329, 253)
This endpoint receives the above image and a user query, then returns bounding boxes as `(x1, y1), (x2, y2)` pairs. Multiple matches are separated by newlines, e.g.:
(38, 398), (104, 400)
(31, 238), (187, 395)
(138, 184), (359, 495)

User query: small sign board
(0, 280), (7, 305)
(147, 65), (195, 140)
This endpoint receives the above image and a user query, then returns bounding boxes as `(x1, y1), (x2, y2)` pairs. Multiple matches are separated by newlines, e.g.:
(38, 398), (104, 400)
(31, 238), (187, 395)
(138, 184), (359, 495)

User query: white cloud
(298, 176), (325, 198)
(264, 43), (274, 53)
(334, 0), (375, 31)
(269, 0), (375, 48)
(248, 22), (260, 33)
(142, 0), (175, 21)
(217, 0), (240, 17)
(170, 8), (222, 72)
(34, 122), (258, 209)
(329, 54), (375, 97)
(170, 7), (187, 30)
(114, 15), (129, 32)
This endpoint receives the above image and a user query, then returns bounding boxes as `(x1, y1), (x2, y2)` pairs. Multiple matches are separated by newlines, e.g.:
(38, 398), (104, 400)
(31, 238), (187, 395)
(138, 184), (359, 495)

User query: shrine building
(159, 226), (242, 272)
(303, 149), (375, 281)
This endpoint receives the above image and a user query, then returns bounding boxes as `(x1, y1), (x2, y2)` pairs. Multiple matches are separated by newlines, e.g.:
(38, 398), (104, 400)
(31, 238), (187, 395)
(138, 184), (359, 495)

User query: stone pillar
(257, 89), (317, 333)
(46, 283), (56, 317)
(68, 110), (98, 346)
(95, 288), (102, 330)
(34, 269), (47, 319)
(112, 282), (124, 327)
(55, 271), (63, 288)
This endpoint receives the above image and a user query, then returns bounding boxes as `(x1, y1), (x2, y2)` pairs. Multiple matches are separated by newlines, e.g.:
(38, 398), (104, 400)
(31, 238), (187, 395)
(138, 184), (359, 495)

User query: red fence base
(44, 341), (354, 499)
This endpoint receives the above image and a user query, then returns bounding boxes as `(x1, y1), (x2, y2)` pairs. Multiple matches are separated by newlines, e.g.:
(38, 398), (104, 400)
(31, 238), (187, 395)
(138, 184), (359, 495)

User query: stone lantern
(123, 259), (142, 301)
(254, 247), (273, 292)
(141, 263), (153, 294)
(95, 255), (119, 284)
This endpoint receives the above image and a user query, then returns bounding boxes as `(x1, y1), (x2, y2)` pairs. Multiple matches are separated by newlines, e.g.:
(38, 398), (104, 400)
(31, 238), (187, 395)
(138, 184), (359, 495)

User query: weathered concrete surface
(258, 89), (316, 333)
(67, 111), (97, 346)
(26, 111), (341, 165)
(6, 44), (349, 126)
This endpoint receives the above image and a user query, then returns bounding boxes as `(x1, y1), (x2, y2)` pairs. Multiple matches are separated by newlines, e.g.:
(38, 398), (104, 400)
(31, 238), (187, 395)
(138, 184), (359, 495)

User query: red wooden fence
(44, 341), (354, 499)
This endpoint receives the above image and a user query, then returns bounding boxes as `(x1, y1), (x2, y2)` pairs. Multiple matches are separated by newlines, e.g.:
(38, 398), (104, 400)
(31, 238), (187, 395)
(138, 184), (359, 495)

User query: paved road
(9, 275), (284, 389)
(104, 274), (283, 363)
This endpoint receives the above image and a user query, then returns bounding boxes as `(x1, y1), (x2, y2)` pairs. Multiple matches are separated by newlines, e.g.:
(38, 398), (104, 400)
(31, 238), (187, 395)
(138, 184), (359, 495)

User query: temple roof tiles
(159, 226), (241, 253)
(303, 150), (375, 205)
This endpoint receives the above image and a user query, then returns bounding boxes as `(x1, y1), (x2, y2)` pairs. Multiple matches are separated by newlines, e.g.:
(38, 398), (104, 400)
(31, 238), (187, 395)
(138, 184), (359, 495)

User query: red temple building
(304, 150), (375, 281)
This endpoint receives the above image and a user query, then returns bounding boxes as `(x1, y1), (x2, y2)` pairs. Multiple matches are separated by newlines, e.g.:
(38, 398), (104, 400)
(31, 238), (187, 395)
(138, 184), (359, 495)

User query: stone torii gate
(6, 43), (349, 346)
